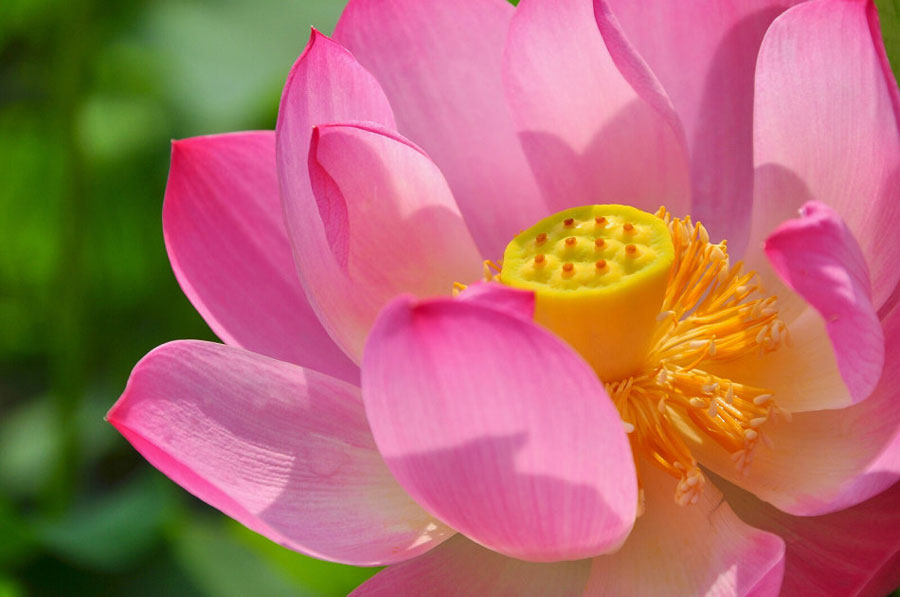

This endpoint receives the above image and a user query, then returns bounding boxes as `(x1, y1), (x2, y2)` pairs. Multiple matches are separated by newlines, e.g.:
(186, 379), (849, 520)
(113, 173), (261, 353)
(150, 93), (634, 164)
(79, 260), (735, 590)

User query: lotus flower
(108, 0), (900, 594)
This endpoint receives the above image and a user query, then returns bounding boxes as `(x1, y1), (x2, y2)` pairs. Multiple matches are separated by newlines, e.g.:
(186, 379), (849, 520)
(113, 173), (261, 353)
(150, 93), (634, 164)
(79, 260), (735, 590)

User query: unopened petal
(303, 122), (481, 360)
(275, 30), (396, 362)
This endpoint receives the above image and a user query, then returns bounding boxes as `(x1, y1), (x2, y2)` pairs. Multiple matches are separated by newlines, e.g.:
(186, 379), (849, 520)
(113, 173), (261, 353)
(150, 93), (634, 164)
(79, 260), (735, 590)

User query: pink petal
(276, 30), (395, 361)
(751, 0), (900, 307)
(725, 479), (900, 597)
(690, 301), (900, 516)
(585, 466), (785, 596)
(361, 296), (637, 562)
(503, 0), (691, 219)
(706, 203), (883, 413)
(764, 201), (884, 404)
(604, 0), (802, 253)
(162, 132), (358, 384)
(299, 122), (482, 361)
(351, 535), (592, 596)
(333, 0), (546, 258)
(456, 281), (535, 321)
(108, 341), (452, 565)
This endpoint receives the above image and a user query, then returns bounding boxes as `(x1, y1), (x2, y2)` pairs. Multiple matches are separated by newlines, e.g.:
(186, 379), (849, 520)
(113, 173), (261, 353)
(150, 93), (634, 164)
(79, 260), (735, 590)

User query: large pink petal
(108, 341), (452, 565)
(333, 0), (546, 258)
(764, 201), (883, 404)
(162, 131), (358, 384)
(725, 479), (900, 597)
(298, 122), (482, 361)
(585, 465), (785, 596)
(690, 302), (900, 516)
(752, 0), (900, 306)
(276, 30), (396, 361)
(361, 296), (637, 562)
(503, 0), (691, 219)
(352, 535), (592, 596)
(605, 0), (802, 253)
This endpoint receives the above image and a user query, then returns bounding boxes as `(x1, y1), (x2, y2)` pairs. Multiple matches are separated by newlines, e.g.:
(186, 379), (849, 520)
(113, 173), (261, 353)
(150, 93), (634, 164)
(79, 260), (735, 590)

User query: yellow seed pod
(500, 205), (674, 380)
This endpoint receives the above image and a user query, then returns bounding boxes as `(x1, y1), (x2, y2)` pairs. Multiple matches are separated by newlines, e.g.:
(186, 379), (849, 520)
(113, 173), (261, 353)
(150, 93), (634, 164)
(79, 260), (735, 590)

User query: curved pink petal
(361, 296), (637, 562)
(764, 201), (884, 403)
(725, 479), (900, 597)
(752, 0), (900, 307)
(707, 203), (882, 413)
(107, 341), (452, 566)
(690, 302), (900, 516)
(503, 0), (691, 219)
(162, 131), (358, 384)
(456, 281), (535, 321)
(333, 0), (546, 258)
(351, 535), (592, 596)
(585, 466), (785, 596)
(276, 30), (395, 361)
(604, 0), (802, 253)
(298, 122), (482, 361)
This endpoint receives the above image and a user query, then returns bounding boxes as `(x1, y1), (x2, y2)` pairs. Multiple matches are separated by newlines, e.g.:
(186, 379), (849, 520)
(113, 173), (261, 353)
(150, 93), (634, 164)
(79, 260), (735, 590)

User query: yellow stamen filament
(483, 259), (502, 282)
(604, 207), (788, 502)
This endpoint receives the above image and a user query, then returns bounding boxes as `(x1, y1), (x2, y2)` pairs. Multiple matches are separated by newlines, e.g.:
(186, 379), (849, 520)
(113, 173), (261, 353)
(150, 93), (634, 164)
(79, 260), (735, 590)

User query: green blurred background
(1, 0), (899, 595)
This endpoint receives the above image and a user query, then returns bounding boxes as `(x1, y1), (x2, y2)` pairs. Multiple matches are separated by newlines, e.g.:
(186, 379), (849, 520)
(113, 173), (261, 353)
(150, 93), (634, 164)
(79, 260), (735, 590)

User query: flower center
(493, 205), (789, 506)
(499, 204), (674, 380)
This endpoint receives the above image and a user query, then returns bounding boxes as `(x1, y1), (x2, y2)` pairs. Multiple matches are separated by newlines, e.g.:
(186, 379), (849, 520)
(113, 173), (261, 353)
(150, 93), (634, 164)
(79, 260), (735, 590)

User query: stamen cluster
(471, 207), (789, 506)
(607, 208), (789, 505)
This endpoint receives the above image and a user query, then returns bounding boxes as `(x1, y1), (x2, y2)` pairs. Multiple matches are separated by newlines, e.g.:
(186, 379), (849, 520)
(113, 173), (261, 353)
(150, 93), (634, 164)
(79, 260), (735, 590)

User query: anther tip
(565, 236), (576, 246)
(595, 216), (607, 225)
(625, 244), (638, 255)
(563, 218), (575, 227)
(533, 254), (545, 265)
(623, 222), (634, 232)
(562, 262), (574, 273)
(595, 238), (605, 247)
(595, 259), (607, 270)
(535, 232), (547, 244)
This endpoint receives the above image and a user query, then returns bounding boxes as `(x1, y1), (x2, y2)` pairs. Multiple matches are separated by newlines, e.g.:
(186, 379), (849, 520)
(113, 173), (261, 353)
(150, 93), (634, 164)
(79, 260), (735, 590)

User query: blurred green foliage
(1, 0), (899, 595)
(0, 0), (376, 594)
